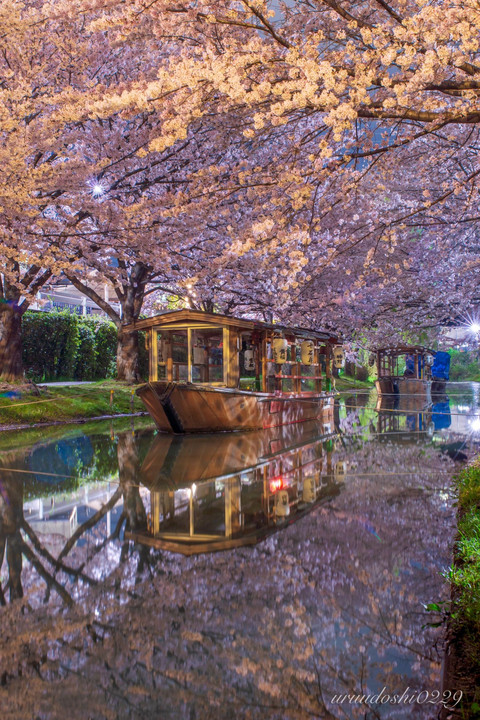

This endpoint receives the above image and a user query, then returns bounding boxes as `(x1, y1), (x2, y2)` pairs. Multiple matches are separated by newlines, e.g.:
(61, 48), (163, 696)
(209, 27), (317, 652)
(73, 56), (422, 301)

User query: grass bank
(445, 462), (480, 717)
(335, 374), (374, 391)
(0, 381), (146, 427)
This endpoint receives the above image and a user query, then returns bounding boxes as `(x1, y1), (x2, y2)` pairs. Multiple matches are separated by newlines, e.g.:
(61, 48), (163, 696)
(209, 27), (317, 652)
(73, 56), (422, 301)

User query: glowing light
(471, 323), (480, 335)
(269, 477), (284, 493)
(87, 179), (106, 198)
(470, 417), (480, 432)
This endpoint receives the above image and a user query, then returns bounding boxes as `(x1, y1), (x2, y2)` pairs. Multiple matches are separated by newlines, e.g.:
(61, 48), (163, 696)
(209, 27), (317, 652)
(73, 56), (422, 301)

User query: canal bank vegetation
(448, 350), (480, 382)
(0, 381), (146, 427)
(448, 460), (480, 715)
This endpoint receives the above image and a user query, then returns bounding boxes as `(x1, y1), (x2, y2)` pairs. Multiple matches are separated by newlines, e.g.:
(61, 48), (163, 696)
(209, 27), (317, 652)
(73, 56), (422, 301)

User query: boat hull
(137, 382), (334, 433)
(375, 377), (432, 402)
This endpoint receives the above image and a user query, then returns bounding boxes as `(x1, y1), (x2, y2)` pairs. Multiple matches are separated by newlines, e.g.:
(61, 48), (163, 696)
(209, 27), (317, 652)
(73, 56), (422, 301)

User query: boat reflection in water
(126, 421), (344, 555)
(375, 394), (451, 439)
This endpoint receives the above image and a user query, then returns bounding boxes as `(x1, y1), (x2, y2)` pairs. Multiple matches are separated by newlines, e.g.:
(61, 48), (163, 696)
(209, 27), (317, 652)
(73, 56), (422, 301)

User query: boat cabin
(129, 309), (341, 394)
(376, 345), (436, 382)
(375, 345), (449, 399)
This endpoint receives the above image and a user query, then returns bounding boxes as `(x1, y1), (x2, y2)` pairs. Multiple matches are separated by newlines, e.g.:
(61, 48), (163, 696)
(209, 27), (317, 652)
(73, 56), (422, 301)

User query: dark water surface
(1, 383), (478, 719)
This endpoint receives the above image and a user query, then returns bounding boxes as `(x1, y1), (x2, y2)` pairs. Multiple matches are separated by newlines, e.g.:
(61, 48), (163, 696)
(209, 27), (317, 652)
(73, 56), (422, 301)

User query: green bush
(449, 461), (480, 703)
(23, 311), (80, 381)
(95, 321), (118, 378)
(23, 311), (119, 382)
(22, 311), (153, 382)
(449, 349), (480, 381)
(74, 321), (97, 380)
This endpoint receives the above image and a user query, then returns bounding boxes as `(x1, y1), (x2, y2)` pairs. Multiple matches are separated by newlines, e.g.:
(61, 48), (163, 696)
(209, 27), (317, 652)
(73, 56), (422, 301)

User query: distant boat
(127, 309), (342, 433)
(375, 346), (450, 400)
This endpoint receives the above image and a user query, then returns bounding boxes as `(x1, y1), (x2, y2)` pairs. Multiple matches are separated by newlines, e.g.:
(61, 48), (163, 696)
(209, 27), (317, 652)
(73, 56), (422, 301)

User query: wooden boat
(127, 309), (341, 433)
(375, 346), (450, 399)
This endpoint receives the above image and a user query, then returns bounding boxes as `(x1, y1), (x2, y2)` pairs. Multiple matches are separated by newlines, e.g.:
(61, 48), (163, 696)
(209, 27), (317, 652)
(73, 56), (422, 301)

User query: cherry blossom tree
(0, 1), (235, 381)
(0, 2), (127, 380)
(82, 0), (480, 341)
(4, 0), (480, 386)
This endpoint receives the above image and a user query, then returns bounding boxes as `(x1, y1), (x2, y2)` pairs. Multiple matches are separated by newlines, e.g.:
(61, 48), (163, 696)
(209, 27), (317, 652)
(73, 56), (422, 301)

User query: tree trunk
(64, 262), (147, 384)
(0, 305), (24, 382)
(116, 325), (140, 383)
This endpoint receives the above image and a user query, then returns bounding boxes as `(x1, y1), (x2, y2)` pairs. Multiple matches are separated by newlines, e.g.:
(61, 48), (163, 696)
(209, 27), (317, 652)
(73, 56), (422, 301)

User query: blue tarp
(431, 351), (450, 380)
(431, 400), (451, 430)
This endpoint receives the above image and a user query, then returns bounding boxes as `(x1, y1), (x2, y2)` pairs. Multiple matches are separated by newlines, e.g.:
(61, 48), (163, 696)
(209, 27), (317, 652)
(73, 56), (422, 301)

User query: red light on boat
(269, 477), (284, 493)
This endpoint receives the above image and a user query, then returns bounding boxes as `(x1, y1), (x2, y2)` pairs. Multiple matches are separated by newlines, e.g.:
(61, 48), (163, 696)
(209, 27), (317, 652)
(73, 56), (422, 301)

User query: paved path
(38, 381), (96, 387)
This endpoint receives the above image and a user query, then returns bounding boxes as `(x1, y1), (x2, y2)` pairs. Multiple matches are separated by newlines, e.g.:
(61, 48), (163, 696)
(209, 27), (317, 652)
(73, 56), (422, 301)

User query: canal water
(0, 384), (478, 719)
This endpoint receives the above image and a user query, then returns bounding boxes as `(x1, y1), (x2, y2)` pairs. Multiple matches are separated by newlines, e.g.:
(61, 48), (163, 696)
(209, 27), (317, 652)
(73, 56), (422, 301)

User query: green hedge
(22, 311), (147, 382)
(22, 311), (80, 381)
(95, 321), (118, 378)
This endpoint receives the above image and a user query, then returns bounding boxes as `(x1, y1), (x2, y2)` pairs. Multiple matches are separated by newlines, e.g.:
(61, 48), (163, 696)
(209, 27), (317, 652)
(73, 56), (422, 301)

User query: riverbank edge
(0, 411), (148, 433)
(442, 461), (480, 719)
(0, 381), (147, 427)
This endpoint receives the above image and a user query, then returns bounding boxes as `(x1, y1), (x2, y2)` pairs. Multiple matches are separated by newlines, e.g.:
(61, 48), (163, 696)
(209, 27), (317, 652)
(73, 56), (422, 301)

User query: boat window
(156, 332), (167, 379)
(156, 329), (189, 382)
(154, 327), (226, 384)
(152, 489), (190, 534)
(190, 328), (224, 384)
(192, 481), (228, 536)
(280, 359), (294, 393)
(263, 339), (324, 393)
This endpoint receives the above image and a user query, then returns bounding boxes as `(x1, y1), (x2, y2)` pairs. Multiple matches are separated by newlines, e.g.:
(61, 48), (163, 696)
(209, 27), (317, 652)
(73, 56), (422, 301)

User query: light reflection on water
(0, 383), (479, 718)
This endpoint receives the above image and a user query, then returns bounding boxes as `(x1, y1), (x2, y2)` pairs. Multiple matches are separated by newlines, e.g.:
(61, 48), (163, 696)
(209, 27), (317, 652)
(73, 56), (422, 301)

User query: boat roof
(125, 309), (340, 342)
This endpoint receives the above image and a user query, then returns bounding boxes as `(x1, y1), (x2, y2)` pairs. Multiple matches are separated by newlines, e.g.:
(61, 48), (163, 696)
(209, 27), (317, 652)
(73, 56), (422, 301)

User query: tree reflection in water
(0, 462), (24, 603)
(0, 426), (152, 607)
(0, 390), (471, 719)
